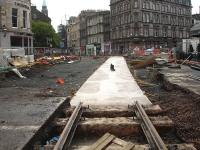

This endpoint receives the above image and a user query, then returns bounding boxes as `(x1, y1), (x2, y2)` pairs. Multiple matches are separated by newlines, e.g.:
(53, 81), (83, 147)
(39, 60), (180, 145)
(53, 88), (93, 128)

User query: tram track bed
(27, 103), (196, 150)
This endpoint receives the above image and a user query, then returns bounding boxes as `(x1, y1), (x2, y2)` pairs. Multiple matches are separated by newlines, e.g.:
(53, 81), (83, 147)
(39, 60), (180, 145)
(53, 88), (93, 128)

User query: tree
(32, 21), (60, 47)
(189, 44), (194, 53)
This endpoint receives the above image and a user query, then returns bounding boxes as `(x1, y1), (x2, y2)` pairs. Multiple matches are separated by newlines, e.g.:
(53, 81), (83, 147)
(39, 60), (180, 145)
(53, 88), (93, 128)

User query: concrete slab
(71, 57), (151, 106)
(0, 95), (66, 150)
(160, 65), (200, 95)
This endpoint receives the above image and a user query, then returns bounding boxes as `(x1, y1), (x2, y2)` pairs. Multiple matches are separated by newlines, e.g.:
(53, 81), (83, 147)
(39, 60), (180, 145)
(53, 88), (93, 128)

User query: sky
(31, 0), (199, 31)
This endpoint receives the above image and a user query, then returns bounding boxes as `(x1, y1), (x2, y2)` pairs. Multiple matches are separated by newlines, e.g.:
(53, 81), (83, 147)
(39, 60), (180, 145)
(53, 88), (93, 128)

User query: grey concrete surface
(71, 56), (151, 106)
(0, 57), (106, 150)
(0, 95), (65, 150)
(160, 65), (200, 95)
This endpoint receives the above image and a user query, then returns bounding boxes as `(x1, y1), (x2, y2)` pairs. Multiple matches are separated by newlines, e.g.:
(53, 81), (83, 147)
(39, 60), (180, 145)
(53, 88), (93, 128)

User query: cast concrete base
(71, 57), (151, 106)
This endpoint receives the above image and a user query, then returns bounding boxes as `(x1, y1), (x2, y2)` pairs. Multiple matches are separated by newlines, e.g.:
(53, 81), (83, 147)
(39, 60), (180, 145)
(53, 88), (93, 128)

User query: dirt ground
(126, 59), (200, 149)
(0, 57), (106, 99)
(0, 57), (107, 150)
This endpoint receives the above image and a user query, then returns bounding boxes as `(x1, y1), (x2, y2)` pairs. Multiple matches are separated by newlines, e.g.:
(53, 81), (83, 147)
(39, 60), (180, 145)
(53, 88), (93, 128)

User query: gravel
(0, 57), (107, 98)
(128, 66), (200, 149)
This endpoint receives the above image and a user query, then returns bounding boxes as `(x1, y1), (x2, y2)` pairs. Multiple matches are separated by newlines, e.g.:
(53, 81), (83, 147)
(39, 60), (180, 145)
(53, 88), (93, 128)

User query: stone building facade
(41, 0), (48, 16)
(191, 14), (200, 37)
(192, 14), (200, 25)
(67, 16), (80, 54)
(86, 11), (111, 55)
(79, 10), (97, 52)
(110, 0), (192, 54)
(0, 0), (33, 54)
(57, 24), (67, 49)
(31, 5), (51, 24)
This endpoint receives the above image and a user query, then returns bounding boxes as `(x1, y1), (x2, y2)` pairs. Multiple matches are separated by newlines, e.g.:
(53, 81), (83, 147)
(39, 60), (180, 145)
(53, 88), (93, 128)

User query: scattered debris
(46, 136), (60, 145)
(87, 133), (135, 150)
(11, 68), (26, 79)
(127, 60), (200, 149)
(155, 58), (168, 65)
(34, 88), (61, 97)
(130, 56), (156, 69)
(68, 60), (74, 64)
(36, 55), (79, 66)
(56, 78), (65, 85)
(70, 88), (76, 96)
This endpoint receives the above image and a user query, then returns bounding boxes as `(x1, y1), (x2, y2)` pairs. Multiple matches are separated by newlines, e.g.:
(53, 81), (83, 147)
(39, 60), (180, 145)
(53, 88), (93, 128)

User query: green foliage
(189, 44), (194, 53)
(32, 21), (60, 47)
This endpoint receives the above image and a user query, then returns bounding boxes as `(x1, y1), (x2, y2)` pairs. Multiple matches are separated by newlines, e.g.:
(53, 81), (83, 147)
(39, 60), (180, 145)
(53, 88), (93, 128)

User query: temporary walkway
(71, 56), (151, 106)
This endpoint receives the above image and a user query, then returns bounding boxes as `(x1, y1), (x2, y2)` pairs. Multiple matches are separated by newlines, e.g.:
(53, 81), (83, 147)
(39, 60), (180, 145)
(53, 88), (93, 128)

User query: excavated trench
(28, 103), (183, 150)
(126, 58), (200, 149)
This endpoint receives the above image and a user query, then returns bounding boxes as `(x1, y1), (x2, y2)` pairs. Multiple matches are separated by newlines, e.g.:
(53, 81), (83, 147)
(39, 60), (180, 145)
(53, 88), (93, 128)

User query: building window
(11, 36), (22, 47)
(154, 13), (160, 23)
(144, 26), (149, 37)
(179, 29), (183, 38)
(23, 11), (27, 28)
(134, 0), (138, 8)
(143, 13), (150, 23)
(162, 27), (168, 37)
(12, 8), (18, 27)
(156, 3), (160, 11)
(172, 27), (176, 38)
(154, 26), (159, 37)
(133, 12), (139, 22)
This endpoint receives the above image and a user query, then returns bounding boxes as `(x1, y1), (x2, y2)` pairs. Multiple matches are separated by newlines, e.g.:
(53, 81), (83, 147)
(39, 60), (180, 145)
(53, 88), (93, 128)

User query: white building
(0, 0), (33, 55)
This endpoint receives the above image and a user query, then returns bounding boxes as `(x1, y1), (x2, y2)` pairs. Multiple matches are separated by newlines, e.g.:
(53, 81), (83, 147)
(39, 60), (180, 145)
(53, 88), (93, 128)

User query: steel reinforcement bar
(53, 102), (83, 150)
(135, 101), (168, 150)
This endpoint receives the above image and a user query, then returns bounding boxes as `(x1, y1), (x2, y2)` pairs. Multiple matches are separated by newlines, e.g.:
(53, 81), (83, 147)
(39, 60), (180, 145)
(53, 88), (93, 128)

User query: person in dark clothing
(110, 64), (115, 71)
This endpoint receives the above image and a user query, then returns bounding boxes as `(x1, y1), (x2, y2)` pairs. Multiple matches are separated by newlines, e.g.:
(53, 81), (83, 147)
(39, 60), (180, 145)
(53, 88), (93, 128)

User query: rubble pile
(36, 55), (80, 65)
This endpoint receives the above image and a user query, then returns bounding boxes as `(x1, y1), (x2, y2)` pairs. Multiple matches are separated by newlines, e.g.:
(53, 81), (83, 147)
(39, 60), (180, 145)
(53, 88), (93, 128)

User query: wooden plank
(132, 145), (149, 150)
(95, 135), (115, 150)
(87, 133), (114, 150)
(113, 138), (128, 147)
(121, 142), (135, 150)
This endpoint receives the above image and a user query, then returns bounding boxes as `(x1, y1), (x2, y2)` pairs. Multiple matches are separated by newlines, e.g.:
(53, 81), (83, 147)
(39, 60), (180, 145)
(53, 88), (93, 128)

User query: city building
(192, 14), (200, 25)
(0, 0), (33, 54)
(41, 0), (48, 16)
(31, 5), (51, 24)
(110, 0), (192, 54)
(67, 16), (80, 54)
(57, 24), (67, 50)
(86, 10), (111, 55)
(79, 10), (97, 54)
(191, 13), (200, 37)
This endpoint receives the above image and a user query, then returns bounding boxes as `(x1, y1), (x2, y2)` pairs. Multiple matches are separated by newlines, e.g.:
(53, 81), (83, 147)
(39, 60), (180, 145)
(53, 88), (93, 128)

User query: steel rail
(53, 102), (83, 150)
(135, 101), (168, 150)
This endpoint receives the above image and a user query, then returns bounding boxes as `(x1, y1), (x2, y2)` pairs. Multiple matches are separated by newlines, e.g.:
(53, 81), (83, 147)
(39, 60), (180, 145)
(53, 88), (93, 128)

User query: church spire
(42, 0), (48, 16)
(43, 0), (46, 7)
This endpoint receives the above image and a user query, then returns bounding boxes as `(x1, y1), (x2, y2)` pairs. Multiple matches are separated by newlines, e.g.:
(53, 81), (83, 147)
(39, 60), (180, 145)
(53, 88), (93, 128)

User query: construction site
(0, 50), (200, 150)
